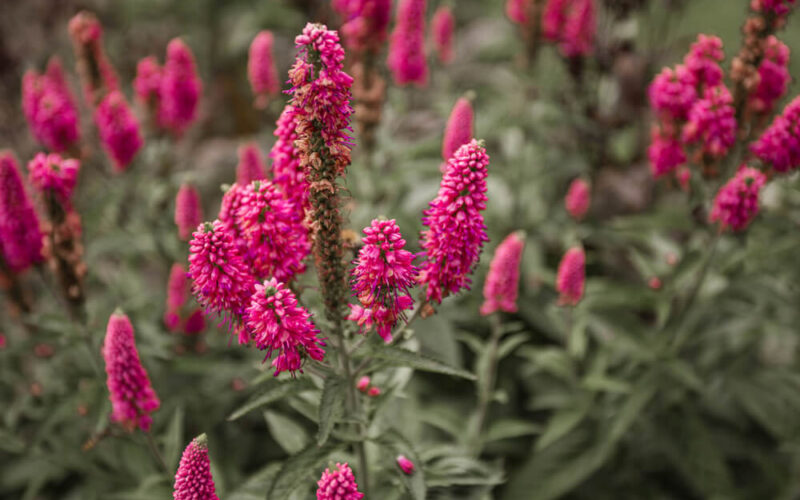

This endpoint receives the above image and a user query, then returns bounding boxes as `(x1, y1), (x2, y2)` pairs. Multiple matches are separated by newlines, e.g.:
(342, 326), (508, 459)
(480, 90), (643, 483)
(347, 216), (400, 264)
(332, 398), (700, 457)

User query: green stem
(470, 313), (503, 455)
(335, 330), (370, 496)
(144, 431), (169, 475)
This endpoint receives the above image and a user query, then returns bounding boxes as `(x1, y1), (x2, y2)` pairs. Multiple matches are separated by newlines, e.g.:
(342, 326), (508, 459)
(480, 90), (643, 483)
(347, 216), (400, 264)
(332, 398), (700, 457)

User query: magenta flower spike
(751, 96), (800, 173)
(683, 34), (725, 89)
(752, 0), (797, 15)
(133, 56), (163, 106)
(173, 434), (219, 500)
(248, 31), (280, 109)
(27, 152), (81, 208)
(556, 246), (585, 306)
(432, 6), (455, 64)
(347, 219), (417, 343)
(236, 143), (267, 186)
(188, 220), (256, 328)
(335, 0), (392, 53)
(748, 36), (790, 114)
(164, 263), (189, 331)
(480, 231), (525, 316)
(542, 0), (596, 58)
(397, 455), (416, 475)
(175, 184), (204, 241)
(270, 104), (309, 214)
(21, 57), (81, 153)
(0, 152), (44, 272)
(564, 178), (590, 220)
(316, 462), (364, 500)
(682, 85), (737, 159)
(160, 38), (202, 137)
(648, 65), (697, 121)
(442, 96), (474, 163)
(710, 166), (767, 232)
(68, 11), (119, 106)
(506, 0), (533, 24)
(94, 90), (143, 171)
(419, 139), (490, 304)
(102, 311), (160, 431)
(648, 123), (687, 178)
(387, 0), (429, 86)
(244, 278), (325, 376)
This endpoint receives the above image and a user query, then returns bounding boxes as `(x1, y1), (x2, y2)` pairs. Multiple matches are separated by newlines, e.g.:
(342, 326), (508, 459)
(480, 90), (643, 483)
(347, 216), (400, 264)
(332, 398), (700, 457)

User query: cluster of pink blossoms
(751, 95), (800, 172)
(244, 278), (325, 375)
(27, 153), (80, 208)
(102, 312), (160, 431)
(236, 143), (267, 185)
(709, 166), (767, 231)
(0, 152), (44, 272)
(94, 90), (143, 171)
(270, 104), (309, 214)
(133, 56), (162, 107)
(442, 96), (474, 163)
(556, 246), (585, 306)
(173, 434), (219, 500)
(542, 0), (596, 58)
(22, 58), (81, 153)
(333, 0), (392, 53)
(432, 6), (455, 64)
(480, 231), (525, 315)
(247, 31), (279, 109)
(748, 36), (790, 114)
(564, 178), (590, 220)
(348, 219), (418, 343)
(175, 184), (203, 241)
(316, 463), (364, 500)
(387, 0), (428, 86)
(682, 85), (737, 158)
(419, 139), (490, 303)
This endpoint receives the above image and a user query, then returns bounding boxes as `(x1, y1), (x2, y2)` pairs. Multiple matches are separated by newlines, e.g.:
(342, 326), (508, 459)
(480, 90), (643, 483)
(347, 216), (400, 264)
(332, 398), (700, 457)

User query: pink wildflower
(683, 34), (724, 89)
(335, 0), (392, 53)
(507, 0), (533, 24)
(682, 85), (737, 158)
(102, 311), (160, 431)
(752, 0), (797, 15)
(387, 0), (428, 86)
(348, 219), (417, 343)
(165, 263), (189, 332)
(270, 104), (309, 213)
(133, 56), (162, 106)
(68, 11), (119, 105)
(480, 231), (525, 315)
(184, 309), (206, 335)
(432, 6), (455, 64)
(564, 178), (590, 220)
(0, 152), (44, 272)
(542, 0), (596, 58)
(175, 184), (203, 241)
(442, 97), (474, 162)
(235, 181), (310, 282)
(556, 246), (585, 306)
(648, 123), (686, 177)
(357, 375), (371, 392)
(419, 139), (490, 303)
(368, 386), (381, 397)
(317, 463), (364, 500)
(27, 152), (80, 208)
(188, 220), (256, 327)
(173, 434), (219, 500)
(709, 166), (767, 231)
(648, 65), (697, 121)
(751, 96), (800, 173)
(748, 36), (790, 114)
(94, 91), (143, 171)
(236, 143), (267, 185)
(21, 57), (81, 152)
(160, 38), (202, 136)
(244, 278), (325, 376)
(397, 455), (415, 475)
(648, 277), (662, 290)
(248, 31), (280, 109)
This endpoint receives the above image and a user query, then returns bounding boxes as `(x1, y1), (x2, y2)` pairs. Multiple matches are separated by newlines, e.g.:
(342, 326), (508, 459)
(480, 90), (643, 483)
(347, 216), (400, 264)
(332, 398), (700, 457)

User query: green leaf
(367, 345), (476, 380)
(267, 441), (342, 499)
(485, 419), (542, 442)
(316, 376), (346, 446)
(163, 406), (184, 469)
(264, 411), (309, 454)
(228, 378), (315, 421)
(535, 396), (592, 451)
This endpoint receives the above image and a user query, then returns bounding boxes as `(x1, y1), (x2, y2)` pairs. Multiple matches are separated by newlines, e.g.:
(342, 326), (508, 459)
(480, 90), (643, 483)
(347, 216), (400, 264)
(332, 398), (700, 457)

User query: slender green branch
(144, 431), (170, 475)
(470, 313), (504, 455)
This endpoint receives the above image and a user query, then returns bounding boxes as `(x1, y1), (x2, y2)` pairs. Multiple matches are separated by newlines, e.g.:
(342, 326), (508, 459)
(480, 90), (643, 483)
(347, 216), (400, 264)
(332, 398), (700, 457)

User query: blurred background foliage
(2, 0), (800, 499)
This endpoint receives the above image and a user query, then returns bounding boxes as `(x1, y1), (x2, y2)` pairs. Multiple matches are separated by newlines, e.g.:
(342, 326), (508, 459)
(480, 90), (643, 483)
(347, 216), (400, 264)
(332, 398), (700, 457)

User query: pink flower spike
(175, 184), (203, 241)
(236, 143), (267, 185)
(102, 311), (160, 431)
(709, 166), (767, 232)
(397, 455), (415, 475)
(387, 0), (428, 86)
(751, 96), (800, 173)
(0, 152), (44, 272)
(480, 231), (525, 316)
(752, 0), (797, 16)
(432, 6), (455, 64)
(648, 123), (686, 178)
(442, 96), (474, 163)
(565, 178), (590, 220)
(184, 309), (206, 335)
(68, 11), (119, 106)
(357, 376), (371, 392)
(682, 85), (737, 159)
(27, 152), (80, 208)
(133, 56), (162, 106)
(94, 91), (143, 171)
(507, 0), (533, 24)
(748, 36), (791, 114)
(648, 65), (697, 121)
(542, 0), (596, 58)
(173, 434), (219, 500)
(419, 139), (490, 304)
(244, 278), (325, 376)
(336, 0), (392, 53)
(683, 34), (724, 89)
(270, 104), (309, 214)
(556, 246), (585, 306)
(160, 38), (202, 137)
(248, 31), (280, 109)
(317, 463), (364, 500)
(21, 57), (81, 153)
(165, 263), (189, 332)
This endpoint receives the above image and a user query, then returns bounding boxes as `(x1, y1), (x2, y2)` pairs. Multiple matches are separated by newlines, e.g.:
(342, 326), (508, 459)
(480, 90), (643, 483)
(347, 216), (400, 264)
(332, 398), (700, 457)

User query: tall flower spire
(175, 184), (203, 241)
(270, 104), (309, 214)
(418, 139), (490, 304)
(21, 57), (81, 153)
(334, 0), (392, 53)
(160, 38), (202, 136)
(442, 95), (474, 163)
(102, 311), (160, 431)
(564, 178), (590, 220)
(556, 246), (585, 306)
(173, 434), (219, 500)
(347, 219), (417, 342)
(248, 31), (280, 109)
(288, 23), (354, 323)
(0, 152), (44, 272)
(432, 6), (455, 64)
(236, 143), (267, 186)
(387, 0), (429, 86)
(542, 0), (596, 59)
(94, 90), (143, 171)
(165, 263), (189, 331)
(68, 11), (119, 106)
(481, 231), (525, 315)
